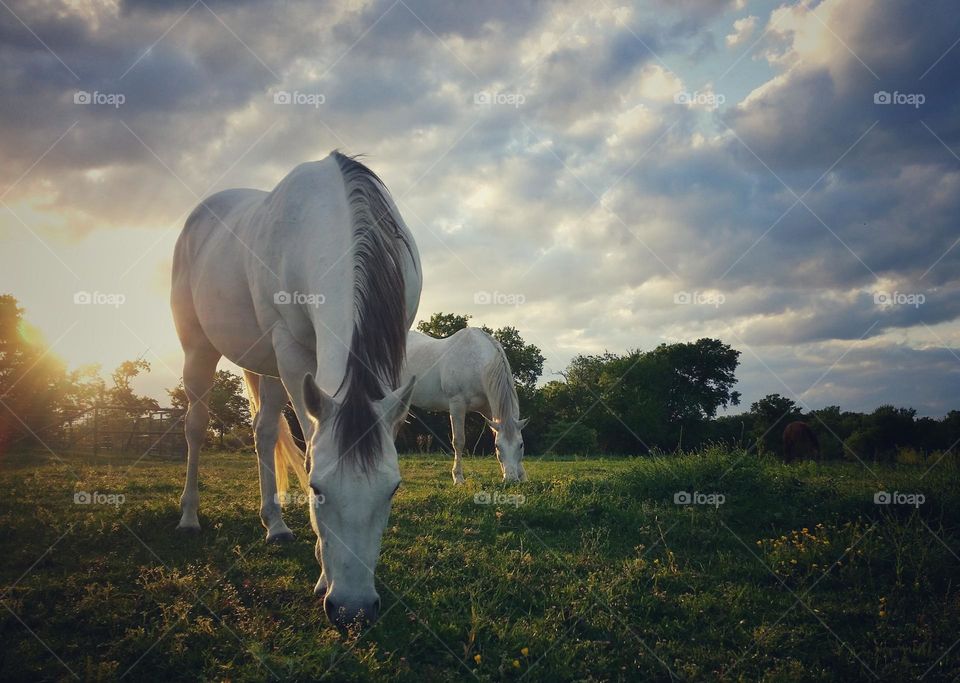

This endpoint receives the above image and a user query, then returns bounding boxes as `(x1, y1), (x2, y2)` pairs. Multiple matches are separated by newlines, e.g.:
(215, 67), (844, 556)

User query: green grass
(1, 448), (958, 681)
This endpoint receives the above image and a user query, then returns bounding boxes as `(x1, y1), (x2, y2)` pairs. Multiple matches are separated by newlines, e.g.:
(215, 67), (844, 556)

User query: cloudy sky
(1, 0), (958, 416)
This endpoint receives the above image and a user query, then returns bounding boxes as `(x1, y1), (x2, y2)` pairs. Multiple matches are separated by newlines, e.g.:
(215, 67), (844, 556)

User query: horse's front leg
(177, 347), (220, 531)
(253, 375), (296, 543)
(449, 399), (467, 484)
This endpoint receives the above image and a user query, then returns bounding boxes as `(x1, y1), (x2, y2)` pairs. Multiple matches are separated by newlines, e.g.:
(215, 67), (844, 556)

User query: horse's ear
(485, 417), (500, 433)
(302, 373), (334, 423)
(380, 375), (416, 426)
(517, 417), (530, 430)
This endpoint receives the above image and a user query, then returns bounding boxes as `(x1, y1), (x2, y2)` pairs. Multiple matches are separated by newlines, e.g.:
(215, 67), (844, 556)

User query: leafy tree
(749, 394), (802, 455)
(866, 405), (916, 461)
(557, 340), (741, 453)
(480, 324), (545, 390)
(542, 421), (598, 455)
(169, 370), (251, 448)
(416, 312), (471, 338)
(109, 359), (159, 412)
(844, 427), (881, 462)
(0, 294), (70, 450)
(808, 405), (845, 459)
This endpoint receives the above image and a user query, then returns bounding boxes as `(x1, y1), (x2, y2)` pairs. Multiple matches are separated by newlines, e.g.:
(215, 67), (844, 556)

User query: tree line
(2, 294), (957, 461)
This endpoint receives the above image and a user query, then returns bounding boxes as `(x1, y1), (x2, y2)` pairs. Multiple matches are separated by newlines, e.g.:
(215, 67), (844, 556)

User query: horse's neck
(287, 227), (356, 398)
(482, 351), (519, 421)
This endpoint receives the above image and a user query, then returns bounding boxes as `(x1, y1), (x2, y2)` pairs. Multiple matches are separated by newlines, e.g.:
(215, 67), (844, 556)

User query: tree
(808, 405), (845, 459)
(480, 325), (545, 390)
(169, 370), (251, 448)
(0, 294), (71, 451)
(108, 359), (159, 412)
(554, 340), (741, 453)
(542, 421), (598, 455)
(749, 394), (802, 455)
(417, 312), (471, 339)
(865, 405), (916, 461)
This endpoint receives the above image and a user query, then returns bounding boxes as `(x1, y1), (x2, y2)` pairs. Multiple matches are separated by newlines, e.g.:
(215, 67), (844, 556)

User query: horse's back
(173, 188), (266, 271)
(406, 329), (497, 411)
(172, 187), (279, 369)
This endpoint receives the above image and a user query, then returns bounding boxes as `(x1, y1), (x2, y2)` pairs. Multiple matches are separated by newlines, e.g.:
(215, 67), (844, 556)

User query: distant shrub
(895, 446), (923, 465)
(542, 421), (598, 455)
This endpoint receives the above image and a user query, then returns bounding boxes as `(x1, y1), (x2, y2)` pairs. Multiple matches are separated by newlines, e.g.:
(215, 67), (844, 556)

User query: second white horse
(402, 328), (528, 483)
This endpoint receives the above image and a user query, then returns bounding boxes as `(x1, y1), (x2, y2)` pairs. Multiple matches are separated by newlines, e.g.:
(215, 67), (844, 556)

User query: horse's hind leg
(254, 376), (295, 542)
(449, 398), (466, 485)
(177, 347), (219, 531)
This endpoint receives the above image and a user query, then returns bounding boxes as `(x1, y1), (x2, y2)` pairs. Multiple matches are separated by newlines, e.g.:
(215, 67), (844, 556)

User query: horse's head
(486, 417), (530, 482)
(301, 373), (414, 629)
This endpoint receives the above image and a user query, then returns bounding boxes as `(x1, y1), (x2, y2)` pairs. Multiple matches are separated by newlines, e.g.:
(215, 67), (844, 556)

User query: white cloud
(725, 15), (757, 47)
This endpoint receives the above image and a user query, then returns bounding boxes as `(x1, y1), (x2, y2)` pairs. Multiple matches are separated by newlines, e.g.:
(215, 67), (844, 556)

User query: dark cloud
(1, 0), (959, 413)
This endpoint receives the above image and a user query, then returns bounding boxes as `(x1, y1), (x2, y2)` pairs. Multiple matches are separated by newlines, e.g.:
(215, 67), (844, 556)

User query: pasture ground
(1, 448), (958, 681)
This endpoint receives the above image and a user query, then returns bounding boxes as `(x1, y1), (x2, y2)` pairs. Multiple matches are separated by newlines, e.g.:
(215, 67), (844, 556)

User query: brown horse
(782, 421), (820, 462)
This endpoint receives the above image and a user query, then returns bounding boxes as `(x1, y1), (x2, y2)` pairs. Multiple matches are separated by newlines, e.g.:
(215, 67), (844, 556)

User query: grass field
(1, 448), (958, 682)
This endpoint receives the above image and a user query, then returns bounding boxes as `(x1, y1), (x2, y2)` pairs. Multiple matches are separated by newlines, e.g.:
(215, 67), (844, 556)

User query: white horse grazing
(402, 328), (528, 483)
(171, 151), (421, 627)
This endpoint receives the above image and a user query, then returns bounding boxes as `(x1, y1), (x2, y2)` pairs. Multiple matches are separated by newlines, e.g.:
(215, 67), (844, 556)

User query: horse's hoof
(176, 524), (200, 534)
(267, 531), (295, 544)
(452, 475), (465, 485)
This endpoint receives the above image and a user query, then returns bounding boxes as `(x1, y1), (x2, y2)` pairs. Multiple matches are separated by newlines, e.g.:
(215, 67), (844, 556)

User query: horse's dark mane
(332, 150), (412, 471)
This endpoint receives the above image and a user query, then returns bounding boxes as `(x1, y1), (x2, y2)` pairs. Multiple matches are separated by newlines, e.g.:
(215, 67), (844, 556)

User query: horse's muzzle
(324, 596), (381, 629)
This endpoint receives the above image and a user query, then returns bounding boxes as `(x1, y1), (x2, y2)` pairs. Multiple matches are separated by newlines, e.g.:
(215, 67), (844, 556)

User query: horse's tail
(243, 371), (309, 500)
